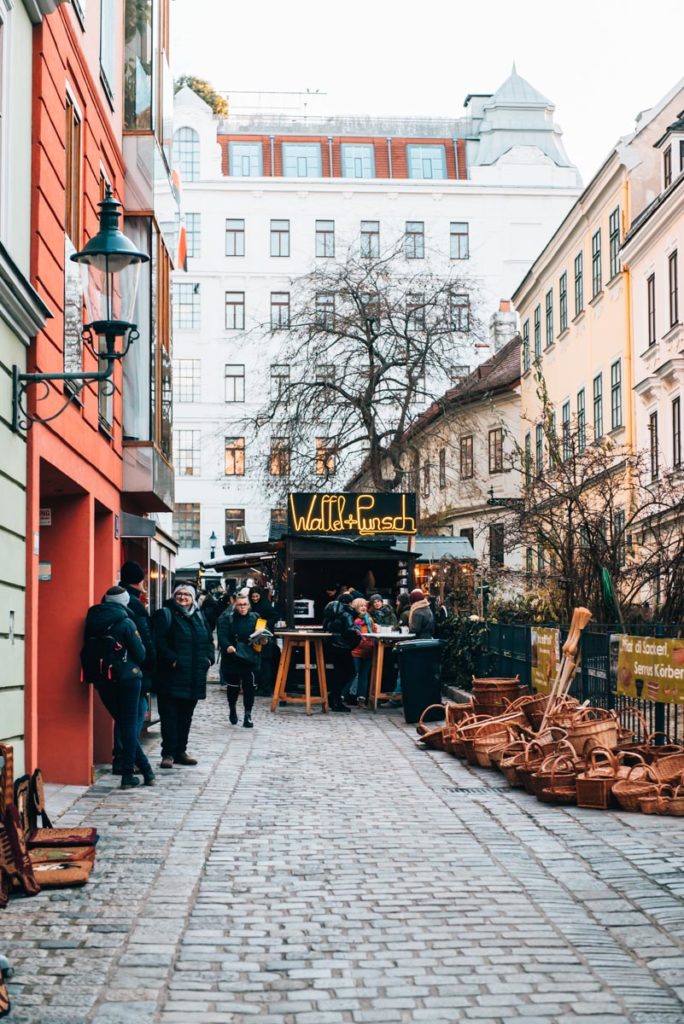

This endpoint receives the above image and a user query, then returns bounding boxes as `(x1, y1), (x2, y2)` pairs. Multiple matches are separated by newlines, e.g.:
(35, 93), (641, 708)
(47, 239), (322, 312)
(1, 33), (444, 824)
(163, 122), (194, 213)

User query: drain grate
(447, 786), (510, 795)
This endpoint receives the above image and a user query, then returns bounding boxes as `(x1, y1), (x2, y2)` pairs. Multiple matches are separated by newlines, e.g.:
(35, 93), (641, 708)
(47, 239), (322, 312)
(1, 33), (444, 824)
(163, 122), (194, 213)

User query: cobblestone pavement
(3, 685), (684, 1024)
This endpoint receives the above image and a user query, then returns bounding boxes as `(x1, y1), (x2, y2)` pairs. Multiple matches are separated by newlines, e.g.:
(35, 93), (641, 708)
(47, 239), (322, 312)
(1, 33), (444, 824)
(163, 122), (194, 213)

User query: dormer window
(664, 145), (672, 189)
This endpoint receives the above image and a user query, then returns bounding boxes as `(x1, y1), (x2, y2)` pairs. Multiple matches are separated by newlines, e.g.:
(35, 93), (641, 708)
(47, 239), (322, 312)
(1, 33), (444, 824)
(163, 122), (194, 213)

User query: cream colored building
(0, 0), (55, 770)
(513, 80), (684, 478)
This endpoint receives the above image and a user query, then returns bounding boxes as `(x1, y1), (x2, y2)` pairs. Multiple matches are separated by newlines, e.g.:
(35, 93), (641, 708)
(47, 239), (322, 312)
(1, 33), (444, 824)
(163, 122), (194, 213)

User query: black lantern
(209, 531), (218, 559)
(12, 188), (149, 431)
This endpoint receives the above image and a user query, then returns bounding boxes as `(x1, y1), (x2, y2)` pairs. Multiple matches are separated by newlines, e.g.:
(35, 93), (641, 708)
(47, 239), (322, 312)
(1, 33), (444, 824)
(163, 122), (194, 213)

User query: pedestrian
(201, 581), (230, 632)
(322, 592), (360, 712)
(248, 585), (279, 694)
(408, 588), (435, 639)
(368, 594), (398, 628)
(217, 594), (259, 728)
(396, 592), (411, 627)
(113, 561), (157, 783)
(151, 584), (214, 769)
(82, 587), (151, 790)
(348, 597), (378, 705)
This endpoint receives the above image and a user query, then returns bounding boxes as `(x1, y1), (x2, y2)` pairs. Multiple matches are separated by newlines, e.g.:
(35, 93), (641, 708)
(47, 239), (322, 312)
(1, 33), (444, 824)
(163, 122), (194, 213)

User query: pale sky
(171, 0), (684, 186)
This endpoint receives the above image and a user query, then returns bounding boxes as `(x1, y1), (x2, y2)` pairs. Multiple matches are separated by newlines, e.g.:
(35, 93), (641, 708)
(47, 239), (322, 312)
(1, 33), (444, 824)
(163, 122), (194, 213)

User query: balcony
(123, 444), (174, 512)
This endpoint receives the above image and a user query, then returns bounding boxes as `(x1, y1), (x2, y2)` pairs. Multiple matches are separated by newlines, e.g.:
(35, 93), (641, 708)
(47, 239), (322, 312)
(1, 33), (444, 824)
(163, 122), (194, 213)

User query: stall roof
(205, 533), (418, 573)
(394, 535), (476, 562)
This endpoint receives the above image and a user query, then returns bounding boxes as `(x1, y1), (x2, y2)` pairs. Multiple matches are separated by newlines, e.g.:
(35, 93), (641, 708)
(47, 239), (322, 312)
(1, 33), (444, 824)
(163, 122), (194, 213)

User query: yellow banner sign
(617, 635), (684, 704)
(530, 626), (560, 695)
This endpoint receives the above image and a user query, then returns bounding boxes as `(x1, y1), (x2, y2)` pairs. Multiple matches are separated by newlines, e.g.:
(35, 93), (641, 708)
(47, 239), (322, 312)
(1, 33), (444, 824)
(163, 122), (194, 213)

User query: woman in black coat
(248, 585), (279, 694)
(152, 585), (213, 769)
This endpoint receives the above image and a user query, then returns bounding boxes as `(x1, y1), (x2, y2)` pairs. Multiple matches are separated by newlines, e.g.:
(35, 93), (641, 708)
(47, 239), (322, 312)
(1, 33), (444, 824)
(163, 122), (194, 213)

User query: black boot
(329, 697), (351, 713)
(229, 704), (238, 725)
(243, 712), (254, 729)
(121, 774), (141, 790)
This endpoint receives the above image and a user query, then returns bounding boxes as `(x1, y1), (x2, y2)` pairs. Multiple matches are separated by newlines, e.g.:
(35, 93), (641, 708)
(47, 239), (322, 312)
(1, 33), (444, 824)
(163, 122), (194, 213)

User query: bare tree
(246, 240), (481, 497)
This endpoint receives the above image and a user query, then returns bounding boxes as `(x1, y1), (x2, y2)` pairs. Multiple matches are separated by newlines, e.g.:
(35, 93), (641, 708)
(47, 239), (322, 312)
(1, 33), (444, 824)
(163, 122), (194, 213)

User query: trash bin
(398, 639), (443, 724)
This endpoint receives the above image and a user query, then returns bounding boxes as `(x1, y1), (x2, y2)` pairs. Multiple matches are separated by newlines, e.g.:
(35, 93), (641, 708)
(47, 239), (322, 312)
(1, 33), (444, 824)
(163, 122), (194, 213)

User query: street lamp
(209, 530), (218, 559)
(12, 188), (149, 431)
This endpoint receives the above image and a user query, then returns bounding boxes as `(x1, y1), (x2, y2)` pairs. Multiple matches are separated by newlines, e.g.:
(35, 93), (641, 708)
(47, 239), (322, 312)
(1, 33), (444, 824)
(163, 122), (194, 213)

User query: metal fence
(478, 622), (684, 743)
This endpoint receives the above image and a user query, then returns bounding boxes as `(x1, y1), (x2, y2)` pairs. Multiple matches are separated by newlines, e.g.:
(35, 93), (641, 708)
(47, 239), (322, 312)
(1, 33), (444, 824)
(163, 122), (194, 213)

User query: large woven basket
(639, 784), (673, 815)
(647, 752), (684, 783)
(533, 752), (580, 800)
(565, 707), (619, 756)
(612, 763), (658, 811)
(576, 747), (627, 810)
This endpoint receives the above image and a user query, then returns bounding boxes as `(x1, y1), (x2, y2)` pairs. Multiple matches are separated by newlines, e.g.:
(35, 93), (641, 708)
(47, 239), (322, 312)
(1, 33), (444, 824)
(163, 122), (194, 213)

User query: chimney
(489, 299), (518, 353)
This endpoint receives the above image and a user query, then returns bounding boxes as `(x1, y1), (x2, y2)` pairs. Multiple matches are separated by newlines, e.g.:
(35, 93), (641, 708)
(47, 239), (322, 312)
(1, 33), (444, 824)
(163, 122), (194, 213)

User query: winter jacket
(370, 604), (398, 628)
(351, 613), (378, 659)
(323, 599), (361, 651)
(151, 600), (213, 700)
(408, 599), (435, 639)
(247, 590), (278, 629)
(217, 608), (260, 671)
(83, 603), (146, 687)
(202, 591), (231, 631)
(122, 584), (156, 685)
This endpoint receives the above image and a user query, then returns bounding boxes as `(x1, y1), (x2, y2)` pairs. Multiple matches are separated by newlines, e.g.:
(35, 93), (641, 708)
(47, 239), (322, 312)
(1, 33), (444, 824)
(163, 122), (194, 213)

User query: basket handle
(550, 754), (577, 788)
(643, 730), (673, 746)
(417, 704), (445, 729)
(587, 746), (619, 775)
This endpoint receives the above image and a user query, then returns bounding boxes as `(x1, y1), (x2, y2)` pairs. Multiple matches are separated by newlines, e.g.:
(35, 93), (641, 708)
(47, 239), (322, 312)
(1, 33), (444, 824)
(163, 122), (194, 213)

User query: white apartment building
(168, 68), (581, 567)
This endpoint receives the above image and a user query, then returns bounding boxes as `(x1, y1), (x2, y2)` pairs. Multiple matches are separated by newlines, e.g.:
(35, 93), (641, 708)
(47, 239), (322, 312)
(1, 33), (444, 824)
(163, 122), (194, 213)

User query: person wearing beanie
(368, 594), (398, 628)
(82, 588), (150, 790)
(151, 584), (213, 768)
(113, 562), (156, 783)
(408, 588), (435, 639)
(321, 591), (360, 712)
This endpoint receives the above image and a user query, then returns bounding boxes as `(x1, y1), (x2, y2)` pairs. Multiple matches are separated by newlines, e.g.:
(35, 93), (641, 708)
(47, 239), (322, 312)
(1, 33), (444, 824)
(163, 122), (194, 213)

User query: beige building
(0, 0), (55, 771)
(513, 80), (684, 473)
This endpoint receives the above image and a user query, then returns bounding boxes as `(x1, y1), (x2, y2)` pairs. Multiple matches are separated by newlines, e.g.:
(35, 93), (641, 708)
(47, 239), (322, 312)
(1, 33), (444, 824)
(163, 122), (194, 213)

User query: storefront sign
(39, 508), (52, 526)
(530, 626), (560, 694)
(616, 634), (684, 704)
(38, 562), (52, 581)
(288, 492), (417, 536)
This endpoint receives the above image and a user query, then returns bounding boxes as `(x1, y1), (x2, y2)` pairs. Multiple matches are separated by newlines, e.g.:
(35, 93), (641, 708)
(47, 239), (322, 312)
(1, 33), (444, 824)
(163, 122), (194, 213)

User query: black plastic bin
(398, 639), (443, 724)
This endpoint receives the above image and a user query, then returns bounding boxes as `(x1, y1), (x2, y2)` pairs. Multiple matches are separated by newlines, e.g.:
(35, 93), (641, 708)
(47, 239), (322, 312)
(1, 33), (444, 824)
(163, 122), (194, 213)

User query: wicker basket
(516, 741), (548, 794)
(565, 707), (619, 756)
(523, 694), (550, 730)
(536, 756), (578, 805)
(647, 752), (684, 784)
(576, 747), (620, 810)
(533, 753), (579, 800)
(667, 784), (684, 817)
(639, 784), (673, 815)
(612, 763), (658, 812)
(416, 704), (449, 750)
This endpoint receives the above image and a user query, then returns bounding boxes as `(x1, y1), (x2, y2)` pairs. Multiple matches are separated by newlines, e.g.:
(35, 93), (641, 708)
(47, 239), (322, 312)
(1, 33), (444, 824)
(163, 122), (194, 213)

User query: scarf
(408, 598), (430, 629)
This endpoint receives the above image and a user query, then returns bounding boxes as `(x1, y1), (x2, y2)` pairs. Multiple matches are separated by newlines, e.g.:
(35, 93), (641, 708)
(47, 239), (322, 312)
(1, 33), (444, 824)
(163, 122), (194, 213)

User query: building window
(269, 437), (290, 476)
(360, 220), (380, 258)
(99, 0), (116, 101)
(422, 462), (431, 498)
(224, 437), (245, 476)
(673, 396), (682, 468)
(439, 448), (446, 488)
(559, 272), (568, 333)
(172, 127), (199, 182)
(270, 291), (290, 330)
(270, 363), (290, 401)
(574, 251), (584, 315)
(315, 362), (336, 384)
(315, 437), (336, 476)
(522, 319), (530, 372)
(535, 423), (543, 477)
(406, 144), (447, 179)
(450, 293), (470, 332)
(609, 207), (621, 278)
(614, 508), (626, 567)
(225, 218), (245, 257)
(64, 95), (83, 375)
(229, 141), (262, 177)
(65, 95), (82, 245)
(282, 142), (322, 177)
(460, 435), (473, 479)
(174, 503), (200, 549)
(669, 251), (679, 327)
(270, 219), (290, 257)
(173, 282), (200, 329)
(315, 292), (335, 329)
(593, 373), (603, 440)
(225, 508), (246, 544)
(224, 364), (245, 403)
(315, 219), (335, 257)
(341, 143), (375, 178)
(174, 429), (201, 477)
(460, 527), (474, 549)
(524, 432), (531, 485)
(405, 221), (424, 259)
(577, 388), (586, 452)
(173, 359), (201, 403)
(533, 304), (541, 359)
(526, 547), (534, 573)
(449, 221), (469, 260)
(647, 274), (656, 345)
(664, 145), (673, 189)
(649, 411), (659, 479)
(562, 401), (570, 461)
(405, 292), (425, 332)
(225, 291), (245, 330)
(489, 428), (504, 473)
(611, 360), (622, 430)
(591, 229), (602, 297)
(545, 289), (553, 347)
(186, 213), (200, 258)
(548, 412), (556, 468)
(489, 524), (504, 567)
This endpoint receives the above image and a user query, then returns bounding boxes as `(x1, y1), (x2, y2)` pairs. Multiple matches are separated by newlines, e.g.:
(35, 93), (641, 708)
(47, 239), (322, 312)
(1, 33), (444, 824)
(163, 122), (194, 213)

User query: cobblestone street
(3, 685), (684, 1024)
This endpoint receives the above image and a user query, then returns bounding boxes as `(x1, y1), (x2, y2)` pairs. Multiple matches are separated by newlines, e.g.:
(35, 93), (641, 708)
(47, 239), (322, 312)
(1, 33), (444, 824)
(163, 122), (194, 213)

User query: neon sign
(288, 493), (417, 536)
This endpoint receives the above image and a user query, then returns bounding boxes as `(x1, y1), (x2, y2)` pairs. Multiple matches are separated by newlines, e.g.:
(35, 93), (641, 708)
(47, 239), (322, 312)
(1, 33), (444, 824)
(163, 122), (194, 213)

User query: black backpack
(80, 630), (128, 685)
(324, 602), (361, 650)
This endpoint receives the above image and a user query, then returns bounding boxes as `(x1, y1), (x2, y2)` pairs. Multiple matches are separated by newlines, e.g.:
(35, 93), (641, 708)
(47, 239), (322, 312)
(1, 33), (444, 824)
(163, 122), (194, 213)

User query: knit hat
(370, 594), (384, 604)
(349, 589), (364, 601)
(173, 584), (196, 599)
(120, 560), (145, 585)
(409, 588), (425, 604)
(103, 586), (130, 606)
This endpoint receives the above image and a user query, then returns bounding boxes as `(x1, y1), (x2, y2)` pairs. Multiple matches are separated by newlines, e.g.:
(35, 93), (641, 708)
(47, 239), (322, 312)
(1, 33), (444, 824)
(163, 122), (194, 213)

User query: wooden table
(367, 632), (415, 711)
(270, 631), (331, 715)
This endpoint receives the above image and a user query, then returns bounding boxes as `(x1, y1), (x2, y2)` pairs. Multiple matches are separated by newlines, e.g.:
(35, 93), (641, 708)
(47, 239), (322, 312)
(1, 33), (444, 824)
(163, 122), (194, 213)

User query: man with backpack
(322, 592), (361, 713)
(81, 586), (151, 790)
(112, 561), (156, 779)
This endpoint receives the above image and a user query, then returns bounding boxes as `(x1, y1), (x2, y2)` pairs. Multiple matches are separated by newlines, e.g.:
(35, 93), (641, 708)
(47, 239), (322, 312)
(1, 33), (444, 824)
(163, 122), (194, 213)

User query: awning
(395, 535), (476, 562)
